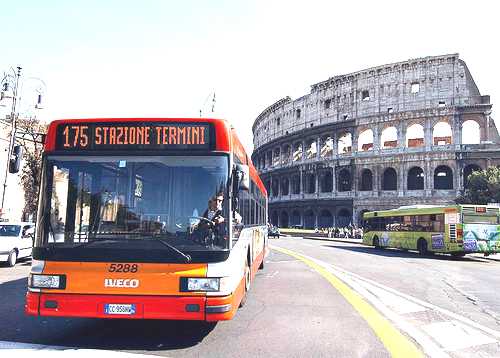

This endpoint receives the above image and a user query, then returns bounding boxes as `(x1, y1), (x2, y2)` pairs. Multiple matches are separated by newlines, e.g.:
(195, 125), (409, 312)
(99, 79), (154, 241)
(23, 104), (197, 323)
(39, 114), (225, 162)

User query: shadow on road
(323, 244), (489, 263)
(0, 277), (217, 351)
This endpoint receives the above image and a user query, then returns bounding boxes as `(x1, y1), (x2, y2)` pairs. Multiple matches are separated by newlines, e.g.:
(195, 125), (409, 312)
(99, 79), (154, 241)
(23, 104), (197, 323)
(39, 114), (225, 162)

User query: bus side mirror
(234, 164), (249, 191)
(9, 145), (23, 174)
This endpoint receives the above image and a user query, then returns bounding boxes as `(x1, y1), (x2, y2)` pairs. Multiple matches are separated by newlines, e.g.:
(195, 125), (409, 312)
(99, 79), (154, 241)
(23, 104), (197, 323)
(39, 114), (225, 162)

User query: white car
(0, 222), (35, 267)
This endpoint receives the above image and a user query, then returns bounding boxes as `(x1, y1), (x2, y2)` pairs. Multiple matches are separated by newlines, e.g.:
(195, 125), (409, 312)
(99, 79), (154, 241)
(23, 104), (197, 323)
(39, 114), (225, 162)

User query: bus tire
(452, 252), (466, 258)
(7, 250), (17, 267)
(373, 236), (380, 249)
(239, 260), (251, 308)
(417, 238), (428, 256)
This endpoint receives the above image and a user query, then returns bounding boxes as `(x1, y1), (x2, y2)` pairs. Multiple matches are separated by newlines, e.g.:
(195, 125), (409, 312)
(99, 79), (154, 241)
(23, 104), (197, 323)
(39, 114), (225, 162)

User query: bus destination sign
(55, 122), (212, 151)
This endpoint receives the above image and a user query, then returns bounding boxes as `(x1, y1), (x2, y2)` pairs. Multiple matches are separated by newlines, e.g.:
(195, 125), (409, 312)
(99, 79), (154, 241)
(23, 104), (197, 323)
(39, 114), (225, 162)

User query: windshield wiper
(152, 239), (192, 263)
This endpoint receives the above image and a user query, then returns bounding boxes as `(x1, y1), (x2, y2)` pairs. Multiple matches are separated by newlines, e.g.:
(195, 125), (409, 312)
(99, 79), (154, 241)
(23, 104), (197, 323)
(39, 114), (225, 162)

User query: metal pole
(1, 66), (21, 212)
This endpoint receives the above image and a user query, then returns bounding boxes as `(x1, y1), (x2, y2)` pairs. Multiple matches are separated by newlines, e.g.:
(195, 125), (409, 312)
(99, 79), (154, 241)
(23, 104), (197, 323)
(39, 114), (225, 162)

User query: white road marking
(0, 341), (153, 357)
(421, 321), (498, 351)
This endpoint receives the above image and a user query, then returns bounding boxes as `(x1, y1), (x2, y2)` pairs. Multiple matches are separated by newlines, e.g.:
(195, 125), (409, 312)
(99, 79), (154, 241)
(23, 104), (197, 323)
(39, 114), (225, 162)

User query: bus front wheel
(239, 261), (251, 308)
(417, 239), (428, 256)
(373, 236), (380, 249)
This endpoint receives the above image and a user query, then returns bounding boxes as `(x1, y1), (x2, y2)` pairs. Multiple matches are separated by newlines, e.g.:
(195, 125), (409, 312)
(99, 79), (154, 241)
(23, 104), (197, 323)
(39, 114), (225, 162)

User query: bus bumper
(25, 291), (240, 321)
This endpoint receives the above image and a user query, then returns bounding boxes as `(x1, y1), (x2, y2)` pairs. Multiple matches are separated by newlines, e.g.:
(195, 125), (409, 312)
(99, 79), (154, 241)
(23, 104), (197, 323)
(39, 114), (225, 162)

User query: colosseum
(251, 53), (500, 229)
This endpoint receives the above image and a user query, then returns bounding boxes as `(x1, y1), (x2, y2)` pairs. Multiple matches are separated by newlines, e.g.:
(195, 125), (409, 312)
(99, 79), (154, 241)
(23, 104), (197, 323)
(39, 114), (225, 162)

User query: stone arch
(337, 208), (352, 227)
(382, 167), (397, 190)
(273, 147), (281, 166)
(293, 142), (303, 162)
(306, 139), (317, 159)
(434, 165), (453, 189)
(291, 210), (301, 227)
(433, 122), (452, 145)
(272, 179), (279, 197)
(462, 120), (481, 144)
(360, 169), (373, 191)
(357, 129), (374, 151)
(305, 173), (316, 194)
(281, 177), (290, 196)
(280, 211), (289, 228)
(292, 174), (301, 194)
(406, 123), (424, 147)
(282, 144), (291, 164)
(407, 166), (424, 190)
(320, 170), (333, 192)
(271, 211), (279, 226)
(320, 135), (334, 157)
(463, 164), (482, 189)
(338, 132), (352, 154)
(304, 210), (315, 229)
(318, 209), (333, 228)
(381, 126), (398, 149)
(338, 168), (352, 192)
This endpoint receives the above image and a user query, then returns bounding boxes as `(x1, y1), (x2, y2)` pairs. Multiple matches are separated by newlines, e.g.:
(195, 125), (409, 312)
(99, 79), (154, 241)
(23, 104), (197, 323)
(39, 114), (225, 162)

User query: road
(0, 237), (499, 357)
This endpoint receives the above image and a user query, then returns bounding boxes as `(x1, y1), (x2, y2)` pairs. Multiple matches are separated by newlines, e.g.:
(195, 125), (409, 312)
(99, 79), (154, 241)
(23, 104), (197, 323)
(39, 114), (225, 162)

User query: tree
(16, 117), (47, 221)
(456, 167), (500, 205)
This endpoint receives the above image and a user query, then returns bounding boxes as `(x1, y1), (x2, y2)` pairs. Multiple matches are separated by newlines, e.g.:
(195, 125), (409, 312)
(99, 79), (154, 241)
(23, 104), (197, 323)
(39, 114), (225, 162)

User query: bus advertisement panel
(25, 118), (268, 321)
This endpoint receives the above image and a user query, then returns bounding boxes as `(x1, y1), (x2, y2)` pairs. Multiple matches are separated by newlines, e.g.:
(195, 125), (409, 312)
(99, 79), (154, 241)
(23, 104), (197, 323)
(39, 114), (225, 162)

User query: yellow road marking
(272, 246), (423, 358)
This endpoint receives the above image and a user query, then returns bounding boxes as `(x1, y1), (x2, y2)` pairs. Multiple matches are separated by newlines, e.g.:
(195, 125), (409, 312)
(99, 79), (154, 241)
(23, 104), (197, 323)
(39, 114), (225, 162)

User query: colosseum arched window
(382, 167), (398, 191)
(407, 167), (424, 190)
(462, 120), (481, 144)
(337, 208), (352, 227)
(320, 171), (333, 192)
(433, 122), (452, 145)
(304, 210), (315, 229)
(292, 174), (301, 194)
(293, 142), (303, 162)
(434, 165), (453, 189)
(463, 164), (481, 189)
(360, 169), (373, 191)
(273, 148), (281, 166)
(271, 211), (279, 226)
(320, 136), (333, 157)
(306, 139), (317, 159)
(281, 177), (290, 196)
(338, 133), (352, 154)
(406, 124), (425, 147)
(319, 210), (333, 228)
(272, 179), (279, 197)
(338, 169), (352, 192)
(381, 127), (398, 149)
(358, 129), (374, 151)
(291, 210), (301, 227)
(280, 211), (289, 228)
(282, 144), (291, 164)
(305, 173), (316, 194)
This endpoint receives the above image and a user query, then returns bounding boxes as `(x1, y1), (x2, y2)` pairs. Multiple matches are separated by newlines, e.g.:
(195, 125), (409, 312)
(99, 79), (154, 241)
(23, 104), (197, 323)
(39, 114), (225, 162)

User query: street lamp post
(1, 66), (22, 212)
(0, 67), (46, 217)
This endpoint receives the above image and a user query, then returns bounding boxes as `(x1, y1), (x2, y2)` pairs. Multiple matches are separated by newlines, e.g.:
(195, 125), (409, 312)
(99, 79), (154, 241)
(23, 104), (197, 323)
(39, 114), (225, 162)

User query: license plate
(104, 303), (136, 315)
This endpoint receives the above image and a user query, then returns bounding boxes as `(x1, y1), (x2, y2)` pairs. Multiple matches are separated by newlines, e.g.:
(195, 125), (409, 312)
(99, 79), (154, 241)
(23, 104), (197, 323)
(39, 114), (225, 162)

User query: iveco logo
(104, 278), (140, 288)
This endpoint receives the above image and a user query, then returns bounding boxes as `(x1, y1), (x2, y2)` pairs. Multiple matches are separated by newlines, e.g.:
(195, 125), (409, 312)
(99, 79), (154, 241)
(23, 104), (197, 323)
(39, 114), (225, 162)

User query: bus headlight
(29, 274), (66, 289)
(182, 277), (220, 292)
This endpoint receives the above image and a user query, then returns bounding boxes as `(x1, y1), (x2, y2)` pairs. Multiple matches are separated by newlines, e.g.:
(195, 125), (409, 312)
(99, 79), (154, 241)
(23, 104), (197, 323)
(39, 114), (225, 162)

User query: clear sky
(1, 0), (499, 152)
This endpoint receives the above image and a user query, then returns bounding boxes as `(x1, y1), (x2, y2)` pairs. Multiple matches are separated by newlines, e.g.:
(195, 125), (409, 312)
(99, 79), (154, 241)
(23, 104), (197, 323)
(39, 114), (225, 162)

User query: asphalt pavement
(1, 238), (499, 357)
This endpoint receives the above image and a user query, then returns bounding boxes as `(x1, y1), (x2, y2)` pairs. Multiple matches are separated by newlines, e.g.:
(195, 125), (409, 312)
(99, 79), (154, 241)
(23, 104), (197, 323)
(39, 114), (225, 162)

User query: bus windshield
(36, 155), (230, 262)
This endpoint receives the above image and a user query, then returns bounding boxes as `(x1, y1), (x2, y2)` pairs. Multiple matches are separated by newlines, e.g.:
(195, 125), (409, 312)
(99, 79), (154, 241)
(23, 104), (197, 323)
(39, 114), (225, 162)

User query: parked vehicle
(268, 226), (280, 238)
(0, 222), (35, 267)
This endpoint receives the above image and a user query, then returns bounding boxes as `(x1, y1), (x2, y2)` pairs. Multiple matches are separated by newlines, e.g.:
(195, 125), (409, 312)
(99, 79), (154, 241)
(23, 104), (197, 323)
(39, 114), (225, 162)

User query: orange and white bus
(25, 118), (268, 321)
